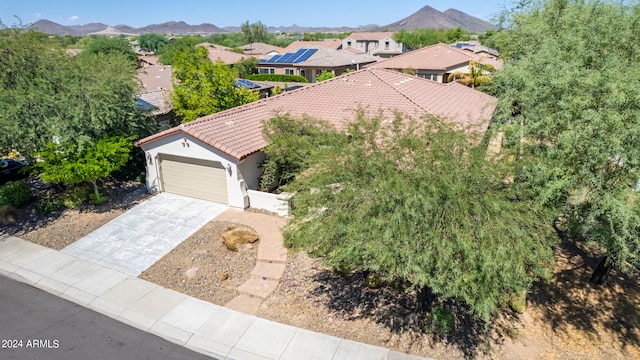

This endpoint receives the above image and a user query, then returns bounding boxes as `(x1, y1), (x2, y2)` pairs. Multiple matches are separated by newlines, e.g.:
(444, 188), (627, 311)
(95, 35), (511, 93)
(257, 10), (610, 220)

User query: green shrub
(36, 189), (65, 213)
(0, 181), (32, 207)
(258, 157), (279, 192)
(427, 306), (455, 336)
(365, 273), (382, 289)
(89, 192), (108, 205)
(0, 205), (19, 225)
(509, 291), (527, 314)
(316, 70), (335, 82)
(62, 186), (88, 209)
(36, 196), (65, 214)
(245, 74), (308, 83)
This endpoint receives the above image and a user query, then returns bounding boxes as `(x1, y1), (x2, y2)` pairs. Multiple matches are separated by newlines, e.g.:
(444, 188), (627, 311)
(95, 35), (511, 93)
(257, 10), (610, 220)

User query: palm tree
(447, 60), (494, 89)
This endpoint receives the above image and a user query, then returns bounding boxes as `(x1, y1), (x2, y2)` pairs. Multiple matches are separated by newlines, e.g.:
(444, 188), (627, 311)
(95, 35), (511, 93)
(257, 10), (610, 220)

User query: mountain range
(25, 5), (496, 36)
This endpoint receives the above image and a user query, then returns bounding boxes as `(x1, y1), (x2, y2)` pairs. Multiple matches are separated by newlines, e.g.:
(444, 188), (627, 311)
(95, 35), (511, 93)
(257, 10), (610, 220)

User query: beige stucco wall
(237, 151), (265, 190)
(139, 133), (250, 208)
(342, 37), (403, 55)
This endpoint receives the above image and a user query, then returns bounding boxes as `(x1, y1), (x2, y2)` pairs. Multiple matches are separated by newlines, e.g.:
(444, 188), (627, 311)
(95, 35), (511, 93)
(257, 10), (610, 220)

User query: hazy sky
(1, 0), (509, 28)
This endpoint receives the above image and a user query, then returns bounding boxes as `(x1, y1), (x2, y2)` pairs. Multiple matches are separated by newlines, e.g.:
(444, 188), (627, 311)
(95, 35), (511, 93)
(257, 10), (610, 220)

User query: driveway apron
(61, 193), (227, 276)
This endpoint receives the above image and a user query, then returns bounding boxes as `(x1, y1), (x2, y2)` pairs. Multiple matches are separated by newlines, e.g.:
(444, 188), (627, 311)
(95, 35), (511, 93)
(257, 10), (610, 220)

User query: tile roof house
(197, 43), (255, 65)
(135, 68), (496, 210)
(367, 43), (503, 83)
(258, 47), (379, 82)
(451, 41), (499, 59)
(239, 42), (285, 59)
(342, 32), (404, 58)
(137, 59), (175, 129)
(283, 39), (343, 52)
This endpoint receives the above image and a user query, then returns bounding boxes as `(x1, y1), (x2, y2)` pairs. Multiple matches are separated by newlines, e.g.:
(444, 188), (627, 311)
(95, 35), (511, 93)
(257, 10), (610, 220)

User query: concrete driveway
(61, 193), (227, 276)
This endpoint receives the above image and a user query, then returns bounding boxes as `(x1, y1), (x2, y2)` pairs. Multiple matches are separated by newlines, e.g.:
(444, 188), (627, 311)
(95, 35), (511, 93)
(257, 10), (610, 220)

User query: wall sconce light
(146, 153), (153, 165)
(181, 137), (190, 147)
(225, 163), (232, 175)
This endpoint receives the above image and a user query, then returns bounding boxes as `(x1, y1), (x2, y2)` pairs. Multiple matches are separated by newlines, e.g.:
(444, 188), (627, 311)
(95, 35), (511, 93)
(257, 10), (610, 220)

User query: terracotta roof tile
(369, 43), (502, 71)
(294, 48), (379, 67)
(137, 65), (173, 114)
(284, 39), (343, 52)
(136, 68), (496, 160)
(240, 42), (285, 55)
(197, 43), (254, 65)
(137, 65), (172, 91)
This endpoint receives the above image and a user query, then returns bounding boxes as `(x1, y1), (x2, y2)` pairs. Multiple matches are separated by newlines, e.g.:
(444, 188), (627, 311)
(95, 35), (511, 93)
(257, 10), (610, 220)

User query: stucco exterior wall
(237, 151), (265, 190)
(139, 132), (249, 208)
(342, 37), (404, 56)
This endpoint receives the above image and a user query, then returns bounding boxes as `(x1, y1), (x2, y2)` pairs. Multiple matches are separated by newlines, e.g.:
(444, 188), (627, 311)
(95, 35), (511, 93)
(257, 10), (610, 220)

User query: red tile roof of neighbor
(137, 64), (173, 114)
(240, 42), (286, 56)
(136, 68), (497, 161)
(368, 43), (503, 71)
(284, 39), (343, 52)
(197, 43), (254, 65)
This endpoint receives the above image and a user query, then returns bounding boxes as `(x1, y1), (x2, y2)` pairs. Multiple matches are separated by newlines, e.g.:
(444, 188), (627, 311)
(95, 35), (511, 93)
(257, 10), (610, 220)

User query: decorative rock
(219, 272), (229, 281)
(185, 267), (198, 279)
(222, 228), (260, 251)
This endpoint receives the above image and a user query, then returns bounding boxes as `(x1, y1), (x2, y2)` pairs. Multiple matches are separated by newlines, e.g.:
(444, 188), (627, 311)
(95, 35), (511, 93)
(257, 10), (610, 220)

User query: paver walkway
(61, 193), (227, 276)
(217, 209), (288, 315)
(0, 236), (430, 360)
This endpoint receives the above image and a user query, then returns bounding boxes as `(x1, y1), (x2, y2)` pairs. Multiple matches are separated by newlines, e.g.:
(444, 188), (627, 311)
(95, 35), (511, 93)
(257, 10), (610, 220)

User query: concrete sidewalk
(0, 236), (430, 360)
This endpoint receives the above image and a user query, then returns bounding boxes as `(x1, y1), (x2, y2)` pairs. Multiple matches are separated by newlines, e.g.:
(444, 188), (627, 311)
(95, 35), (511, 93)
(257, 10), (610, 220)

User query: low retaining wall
(247, 190), (290, 217)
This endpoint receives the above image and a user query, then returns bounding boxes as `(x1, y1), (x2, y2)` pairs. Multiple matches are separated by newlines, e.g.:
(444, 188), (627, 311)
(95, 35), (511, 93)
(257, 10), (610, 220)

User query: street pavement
(0, 274), (216, 360)
(0, 192), (431, 359)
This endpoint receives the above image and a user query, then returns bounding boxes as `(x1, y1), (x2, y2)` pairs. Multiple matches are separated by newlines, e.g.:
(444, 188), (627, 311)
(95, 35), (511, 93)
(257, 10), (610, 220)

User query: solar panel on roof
(261, 54), (283, 63)
(235, 79), (260, 89)
(292, 48), (317, 63)
(281, 53), (298, 63)
(260, 48), (318, 64)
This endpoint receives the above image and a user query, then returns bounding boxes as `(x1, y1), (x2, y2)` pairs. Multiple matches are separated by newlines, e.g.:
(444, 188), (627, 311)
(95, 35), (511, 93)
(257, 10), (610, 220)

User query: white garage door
(159, 154), (228, 204)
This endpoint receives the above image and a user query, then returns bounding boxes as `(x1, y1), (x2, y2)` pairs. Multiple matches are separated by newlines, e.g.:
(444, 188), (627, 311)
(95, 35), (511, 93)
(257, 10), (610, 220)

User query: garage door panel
(159, 154), (228, 204)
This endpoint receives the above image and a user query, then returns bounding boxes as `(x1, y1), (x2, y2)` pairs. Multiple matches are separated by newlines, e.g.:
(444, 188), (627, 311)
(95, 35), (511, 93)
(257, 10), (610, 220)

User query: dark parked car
(0, 158), (30, 185)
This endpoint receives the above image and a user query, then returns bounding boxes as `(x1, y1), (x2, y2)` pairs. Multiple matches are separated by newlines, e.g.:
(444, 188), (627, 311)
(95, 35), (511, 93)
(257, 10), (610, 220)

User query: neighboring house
(235, 79), (274, 99)
(197, 43), (254, 65)
(137, 57), (175, 130)
(135, 68), (496, 209)
(239, 42), (285, 59)
(283, 39), (343, 52)
(258, 47), (379, 82)
(367, 43), (502, 83)
(451, 41), (499, 59)
(342, 32), (404, 58)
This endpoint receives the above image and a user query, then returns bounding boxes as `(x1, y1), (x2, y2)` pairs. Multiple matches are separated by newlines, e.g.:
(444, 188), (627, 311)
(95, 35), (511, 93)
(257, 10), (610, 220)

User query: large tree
(393, 27), (471, 51)
(157, 35), (203, 65)
(489, 0), (640, 282)
(81, 35), (137, 63)
(0, 29), (154, 158)
(33, 135), (134, 198)
(171, 46), (259, 122)
(137, 33), (169, 53)
(269, 112), (556, 322)
(240, 21), (268, 44)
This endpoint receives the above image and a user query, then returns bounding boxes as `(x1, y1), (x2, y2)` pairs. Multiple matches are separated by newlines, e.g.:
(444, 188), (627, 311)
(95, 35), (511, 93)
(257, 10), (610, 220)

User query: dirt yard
(139, 221), (259, 307)
(6, 181), (639, 359)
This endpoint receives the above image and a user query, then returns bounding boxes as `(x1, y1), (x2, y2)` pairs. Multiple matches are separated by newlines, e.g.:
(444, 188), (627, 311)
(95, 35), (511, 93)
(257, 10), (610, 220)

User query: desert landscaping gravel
(139, 221), (259, 306)
(6, 180), (639, 359)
